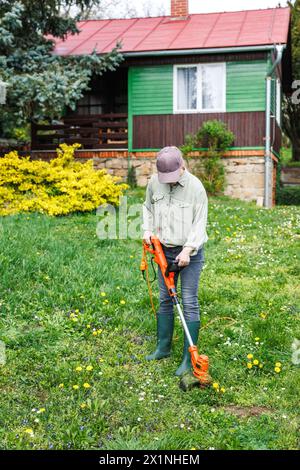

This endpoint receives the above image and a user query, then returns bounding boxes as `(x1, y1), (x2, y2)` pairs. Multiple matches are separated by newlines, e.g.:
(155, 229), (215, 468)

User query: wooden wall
(132, 111), (265, 149)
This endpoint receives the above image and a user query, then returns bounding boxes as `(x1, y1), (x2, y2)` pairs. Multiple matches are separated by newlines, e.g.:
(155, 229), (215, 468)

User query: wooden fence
(31, 113), (128, 150)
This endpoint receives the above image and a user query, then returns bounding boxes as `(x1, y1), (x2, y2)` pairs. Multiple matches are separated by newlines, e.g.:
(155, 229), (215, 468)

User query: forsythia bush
(0, 143), (128, 216)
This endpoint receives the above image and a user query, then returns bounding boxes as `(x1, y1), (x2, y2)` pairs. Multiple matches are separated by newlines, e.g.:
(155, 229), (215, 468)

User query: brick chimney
(171, 0), (189, 18)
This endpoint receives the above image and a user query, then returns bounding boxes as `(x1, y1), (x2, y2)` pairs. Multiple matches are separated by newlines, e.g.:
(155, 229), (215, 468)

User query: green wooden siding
(226, 61), (268, 112)
(129, 60), (268, 116)
(128, 65), (173, 115)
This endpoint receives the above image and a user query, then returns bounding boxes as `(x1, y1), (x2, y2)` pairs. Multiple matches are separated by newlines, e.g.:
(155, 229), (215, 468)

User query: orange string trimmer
(140, 235), (212, 387)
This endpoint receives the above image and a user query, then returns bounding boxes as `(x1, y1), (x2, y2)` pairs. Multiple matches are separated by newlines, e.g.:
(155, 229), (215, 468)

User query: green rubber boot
(175, 320), (200, 376)
(146, 314), (174, 360)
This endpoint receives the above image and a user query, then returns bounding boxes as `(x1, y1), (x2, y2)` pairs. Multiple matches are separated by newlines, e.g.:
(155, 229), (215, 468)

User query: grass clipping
(0, 143), (128, 216)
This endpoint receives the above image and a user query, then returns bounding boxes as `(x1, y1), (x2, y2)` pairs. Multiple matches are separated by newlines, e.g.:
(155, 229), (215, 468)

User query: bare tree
(71, 0), (166, 19)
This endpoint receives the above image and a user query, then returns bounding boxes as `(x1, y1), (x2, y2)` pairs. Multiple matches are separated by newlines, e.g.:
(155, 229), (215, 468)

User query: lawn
(0, 189), (299, 450)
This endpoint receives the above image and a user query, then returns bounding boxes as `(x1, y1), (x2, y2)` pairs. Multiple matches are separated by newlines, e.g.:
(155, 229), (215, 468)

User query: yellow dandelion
(83, 383), (91, 389)
(212, 382), (219, 390)
(259, 364), (263, 369)
(58, 383), (64, 388)
(99, 358), (104, 363)
(86, 365), (93, 371)
(120, 300), (126, 305)
(37, 408), (46, 414)
(260, 312), (267, 319)
(100, 292), (106, 297)
(275, 362), (282, 368)
(75, 366), (83, 372)
(72, 317), (78, 322)
(274, 367), (281, 373)
(247, 362), (253, 369)
(24, 428), (34, 436)
(72, 385), (79, 390)
(247, 354), (253, 360)
(253, 359), (259, 366)
(80, 403), (87, 409)
(220, 387), (226, 393)
(86, 324), (91, 329)
(92, 331), (98, 336)
(97, 329), (102, 335)
(75, 309), (79, 314)
(255, 337), (260, 342)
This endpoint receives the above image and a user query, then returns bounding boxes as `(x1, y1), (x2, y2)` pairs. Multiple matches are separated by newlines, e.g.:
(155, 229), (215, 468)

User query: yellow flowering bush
(0, 143), (128, 216)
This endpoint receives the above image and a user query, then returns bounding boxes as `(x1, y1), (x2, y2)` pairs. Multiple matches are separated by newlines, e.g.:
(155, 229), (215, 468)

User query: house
(31, 0), (292, 207)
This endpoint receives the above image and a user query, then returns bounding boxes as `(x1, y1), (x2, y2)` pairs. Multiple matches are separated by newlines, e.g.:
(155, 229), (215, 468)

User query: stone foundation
(31, 149), (278, 206)
(93, 155), (275, 207)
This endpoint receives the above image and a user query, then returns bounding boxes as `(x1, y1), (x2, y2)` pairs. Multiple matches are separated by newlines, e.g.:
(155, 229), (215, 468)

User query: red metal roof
(53, 7), (291, 56)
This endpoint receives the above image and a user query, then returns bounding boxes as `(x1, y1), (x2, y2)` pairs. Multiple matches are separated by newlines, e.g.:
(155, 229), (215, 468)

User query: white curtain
(202, 64), (224, 110)
(177, 67), (197, 110)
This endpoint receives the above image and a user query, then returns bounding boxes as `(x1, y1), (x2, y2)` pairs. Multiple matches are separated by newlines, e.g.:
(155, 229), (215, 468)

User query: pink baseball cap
(156, 146), (184, 183)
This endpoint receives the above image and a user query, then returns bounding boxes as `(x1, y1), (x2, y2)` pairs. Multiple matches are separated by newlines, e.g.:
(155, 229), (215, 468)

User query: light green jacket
(142, 169), (208, 255)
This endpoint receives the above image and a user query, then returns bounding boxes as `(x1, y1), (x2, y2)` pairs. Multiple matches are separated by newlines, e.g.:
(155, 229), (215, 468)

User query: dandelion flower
(259, 364), (263, 369)
(220, 387), (226, 393)
(97, 329), (102, 335)
(247, 362), (253, 369)
(24, 428), (34, 436)
(120, 300), (126, 305)
(37, 408), (45, 414)
(100, 292), (106, 297)
(92, 331), (98, 336)
(58, 383), (64, 388)
(73, 385), (79, 390)
(212, 382), (219, 390)
(86, 366), (93, 371)
(255, 337), (260, 342)
(275, 362), (282, 368)
(86, 324), (91, 329)
(247, 354), (253, 360)
(274, 367), (281, 373)
(80, 403), (87, 409)
(75, 366), (83, 372)
(83, 383), (91, 389)
(253, 359), (259, 366)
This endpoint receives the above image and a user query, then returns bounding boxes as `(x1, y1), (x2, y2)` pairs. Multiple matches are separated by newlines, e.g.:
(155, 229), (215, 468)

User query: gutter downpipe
(264, 44), (285, 208)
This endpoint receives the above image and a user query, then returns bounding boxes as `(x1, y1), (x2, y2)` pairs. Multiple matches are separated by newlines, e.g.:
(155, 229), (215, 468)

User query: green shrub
(276, 186), (300, 205)
(180, 120), (235, 195)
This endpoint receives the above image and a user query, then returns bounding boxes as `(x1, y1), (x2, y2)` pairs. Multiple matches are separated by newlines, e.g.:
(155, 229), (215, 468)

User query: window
(174, 63), (226, 113)
(276, 79), (282, 126)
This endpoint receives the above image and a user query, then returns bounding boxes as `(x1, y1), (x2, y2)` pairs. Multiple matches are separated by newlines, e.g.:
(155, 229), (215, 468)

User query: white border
(173, 62), (226, 114)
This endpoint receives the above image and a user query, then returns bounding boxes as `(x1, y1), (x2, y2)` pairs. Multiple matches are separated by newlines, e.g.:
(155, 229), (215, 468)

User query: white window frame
(276, 78), (282, 127)
(173, 63), (226, 114)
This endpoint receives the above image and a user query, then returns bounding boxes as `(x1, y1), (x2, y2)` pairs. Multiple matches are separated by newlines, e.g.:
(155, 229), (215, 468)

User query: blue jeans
(157, 244), (205, 322)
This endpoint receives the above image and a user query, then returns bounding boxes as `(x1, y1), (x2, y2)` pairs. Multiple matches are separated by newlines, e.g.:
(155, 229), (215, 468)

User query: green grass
(0, 189), (299, 450)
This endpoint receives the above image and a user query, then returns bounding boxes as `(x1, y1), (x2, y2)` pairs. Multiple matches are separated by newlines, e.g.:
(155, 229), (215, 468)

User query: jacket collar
(177, 168), (189, 187)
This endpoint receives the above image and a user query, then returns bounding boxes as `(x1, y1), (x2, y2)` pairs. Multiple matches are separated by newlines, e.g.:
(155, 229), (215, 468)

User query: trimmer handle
(165, 260), (185, 277)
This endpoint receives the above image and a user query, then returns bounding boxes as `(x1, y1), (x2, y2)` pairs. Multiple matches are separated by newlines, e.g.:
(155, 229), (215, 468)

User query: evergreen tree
(0, 1), (123, 137)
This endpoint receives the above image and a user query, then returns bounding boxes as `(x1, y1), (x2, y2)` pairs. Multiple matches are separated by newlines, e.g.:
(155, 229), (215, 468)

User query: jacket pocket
(151, 193), (165, 204)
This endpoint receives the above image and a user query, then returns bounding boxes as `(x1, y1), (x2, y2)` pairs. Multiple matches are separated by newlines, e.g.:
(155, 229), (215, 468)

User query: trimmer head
(189, 346), (212, 387)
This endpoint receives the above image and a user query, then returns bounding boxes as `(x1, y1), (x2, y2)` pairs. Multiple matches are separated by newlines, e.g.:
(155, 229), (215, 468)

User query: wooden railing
(31, 113), (128, 150)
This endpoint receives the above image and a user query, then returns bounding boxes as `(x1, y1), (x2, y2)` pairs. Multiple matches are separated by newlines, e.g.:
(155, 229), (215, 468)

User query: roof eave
(122, 44), (286, 58)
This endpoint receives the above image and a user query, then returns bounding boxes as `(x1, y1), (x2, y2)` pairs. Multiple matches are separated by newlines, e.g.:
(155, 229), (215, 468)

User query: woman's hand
(143, 231), (153, 245)
(175, 247), (193, 267)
